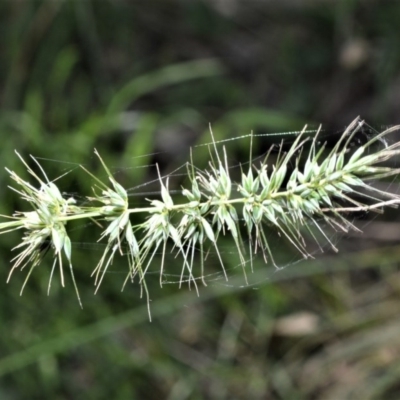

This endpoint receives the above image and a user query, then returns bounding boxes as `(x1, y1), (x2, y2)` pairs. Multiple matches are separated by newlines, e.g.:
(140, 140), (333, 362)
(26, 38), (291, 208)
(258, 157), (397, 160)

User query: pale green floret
(0, 153), (83, 307)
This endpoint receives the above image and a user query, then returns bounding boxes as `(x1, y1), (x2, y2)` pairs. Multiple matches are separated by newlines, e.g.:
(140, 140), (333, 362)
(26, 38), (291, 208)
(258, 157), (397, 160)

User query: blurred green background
(1, 1), (400, 399)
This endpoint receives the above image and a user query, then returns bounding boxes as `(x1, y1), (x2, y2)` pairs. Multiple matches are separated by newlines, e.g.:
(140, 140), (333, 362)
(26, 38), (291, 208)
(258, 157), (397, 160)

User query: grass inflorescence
(1, 117), (400, 317)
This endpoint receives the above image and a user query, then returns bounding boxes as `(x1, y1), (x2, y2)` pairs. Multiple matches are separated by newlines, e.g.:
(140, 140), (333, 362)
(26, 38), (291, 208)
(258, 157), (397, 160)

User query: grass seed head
(1, 118), (400, 314)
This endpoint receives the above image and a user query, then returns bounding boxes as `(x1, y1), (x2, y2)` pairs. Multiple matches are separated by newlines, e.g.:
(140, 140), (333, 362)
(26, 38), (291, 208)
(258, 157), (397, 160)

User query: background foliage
(1, 1), (400, 399)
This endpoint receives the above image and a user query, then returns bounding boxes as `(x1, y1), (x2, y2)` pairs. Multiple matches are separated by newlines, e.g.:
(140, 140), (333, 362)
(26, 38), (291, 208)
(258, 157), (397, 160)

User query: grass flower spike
(1, 117), (400, 314)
